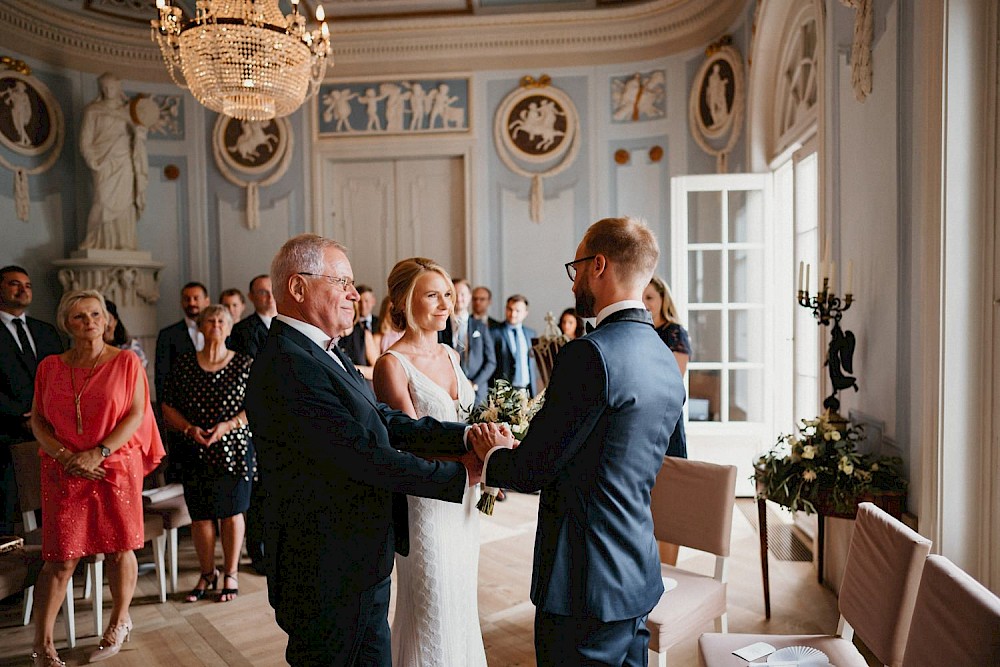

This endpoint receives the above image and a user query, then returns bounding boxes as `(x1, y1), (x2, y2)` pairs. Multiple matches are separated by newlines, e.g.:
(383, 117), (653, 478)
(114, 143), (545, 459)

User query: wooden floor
(0, 493), (876, 666)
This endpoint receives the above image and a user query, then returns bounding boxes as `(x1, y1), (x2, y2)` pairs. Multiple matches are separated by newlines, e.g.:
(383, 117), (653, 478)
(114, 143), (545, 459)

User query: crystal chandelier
(151, 0), (332, 121)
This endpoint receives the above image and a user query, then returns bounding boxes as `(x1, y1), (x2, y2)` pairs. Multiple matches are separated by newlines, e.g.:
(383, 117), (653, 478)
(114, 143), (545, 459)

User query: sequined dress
(163, 351), (254, 521)
(383, 348), (487, 667)
(34, 350), (164, 561)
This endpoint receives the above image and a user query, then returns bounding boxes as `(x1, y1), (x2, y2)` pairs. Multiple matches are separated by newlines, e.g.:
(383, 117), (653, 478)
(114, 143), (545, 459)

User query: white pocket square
(471, 331), (481, 338)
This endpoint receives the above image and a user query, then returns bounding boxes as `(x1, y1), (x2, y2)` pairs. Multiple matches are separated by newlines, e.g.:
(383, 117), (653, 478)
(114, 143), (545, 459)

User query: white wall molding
(0, 0), (743, 80)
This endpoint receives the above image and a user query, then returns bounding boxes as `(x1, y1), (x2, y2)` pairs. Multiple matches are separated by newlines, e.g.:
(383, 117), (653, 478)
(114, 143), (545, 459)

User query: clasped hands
(63, 447), (106, 481)
(460, 423), (518, 486)
(187, 420), (238, 448)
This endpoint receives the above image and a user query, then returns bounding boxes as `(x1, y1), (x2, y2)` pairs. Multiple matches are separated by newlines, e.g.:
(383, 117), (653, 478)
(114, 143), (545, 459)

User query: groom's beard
(574, 282), (596, 318)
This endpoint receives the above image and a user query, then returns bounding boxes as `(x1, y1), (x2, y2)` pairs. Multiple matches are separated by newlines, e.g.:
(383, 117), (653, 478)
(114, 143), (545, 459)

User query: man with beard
(0, 265), (62, 532)
(472, 217), (685, 667)
(154, 282), (210, 401)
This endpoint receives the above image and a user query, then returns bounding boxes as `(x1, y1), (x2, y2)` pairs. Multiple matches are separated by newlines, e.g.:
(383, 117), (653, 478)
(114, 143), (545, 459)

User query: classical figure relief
(611, 70), (666, 122)
(688, 40), (745, 173)
(318, 77), (470, 136)
(0, 62), (64, 222)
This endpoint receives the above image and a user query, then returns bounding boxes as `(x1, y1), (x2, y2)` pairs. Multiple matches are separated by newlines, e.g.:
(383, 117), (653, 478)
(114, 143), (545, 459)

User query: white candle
(847, 260), (854, 295)
(830, 261), (836, 294)
(798, 261), (804, 293)
(804, 263), (810, 294)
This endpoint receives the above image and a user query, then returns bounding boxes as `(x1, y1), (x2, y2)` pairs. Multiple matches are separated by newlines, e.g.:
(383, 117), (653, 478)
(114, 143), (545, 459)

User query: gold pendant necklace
(69, 345), (105, 435)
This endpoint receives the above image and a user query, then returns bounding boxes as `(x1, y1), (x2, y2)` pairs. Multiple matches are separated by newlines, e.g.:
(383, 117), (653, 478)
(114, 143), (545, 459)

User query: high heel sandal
(30, 649), (66, 667)
(88, 618), (133, 663)
(218, 571), (239, 602)
(184, 569), (218, 603)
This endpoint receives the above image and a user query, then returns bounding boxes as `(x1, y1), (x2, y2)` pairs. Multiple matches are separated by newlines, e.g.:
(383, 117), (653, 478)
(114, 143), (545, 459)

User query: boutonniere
(471, 330), (481, 338)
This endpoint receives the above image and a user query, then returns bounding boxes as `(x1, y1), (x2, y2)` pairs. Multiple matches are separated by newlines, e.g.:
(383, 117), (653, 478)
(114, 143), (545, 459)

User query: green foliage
(468, 380), (545, 439)
(754, 415), (907, 515)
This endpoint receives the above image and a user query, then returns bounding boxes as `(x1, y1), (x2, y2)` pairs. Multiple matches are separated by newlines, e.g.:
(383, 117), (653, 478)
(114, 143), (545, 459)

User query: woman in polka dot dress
(162, 304), (255, 603)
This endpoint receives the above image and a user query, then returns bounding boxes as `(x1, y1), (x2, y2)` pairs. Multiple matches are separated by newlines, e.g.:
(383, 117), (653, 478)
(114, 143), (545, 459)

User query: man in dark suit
(438, 278), (495, 405)
(490, 294), (538, 396)
(472, 217), (685, 667)
(245, 234), (507, 666)
(357, 284), (379, 333)
(153, 281), (209, 402)
(0, 265), (62, 532)
(227, 273), (276, 575)
(229, 274), (276, 359)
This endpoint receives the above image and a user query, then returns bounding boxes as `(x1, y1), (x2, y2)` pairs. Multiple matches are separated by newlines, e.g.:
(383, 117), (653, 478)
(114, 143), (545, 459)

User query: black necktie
(13, 318), (36, 370)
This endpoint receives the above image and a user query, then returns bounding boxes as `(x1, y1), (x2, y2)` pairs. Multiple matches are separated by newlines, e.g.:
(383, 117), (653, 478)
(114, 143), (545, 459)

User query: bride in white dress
(373, 257), (488, 667)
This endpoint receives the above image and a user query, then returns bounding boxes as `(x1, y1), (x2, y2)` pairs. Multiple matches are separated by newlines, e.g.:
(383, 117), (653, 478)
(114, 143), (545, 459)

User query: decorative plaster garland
(494, 75), (580, 223)
(212, 115), (293, 230)
(840, 0), (873, 102)
(0, 61), (64, 221)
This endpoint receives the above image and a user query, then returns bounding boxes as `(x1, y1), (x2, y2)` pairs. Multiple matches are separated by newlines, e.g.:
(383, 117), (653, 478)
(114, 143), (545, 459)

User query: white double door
(324, 156), (467, 293)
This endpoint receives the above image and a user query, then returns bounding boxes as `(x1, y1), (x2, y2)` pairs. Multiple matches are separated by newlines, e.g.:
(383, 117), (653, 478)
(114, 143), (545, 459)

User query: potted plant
(755, 415), (907, 517)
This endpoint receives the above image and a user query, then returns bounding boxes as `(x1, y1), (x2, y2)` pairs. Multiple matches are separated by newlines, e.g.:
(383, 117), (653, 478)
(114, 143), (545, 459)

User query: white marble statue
(79, 73), (149, 251)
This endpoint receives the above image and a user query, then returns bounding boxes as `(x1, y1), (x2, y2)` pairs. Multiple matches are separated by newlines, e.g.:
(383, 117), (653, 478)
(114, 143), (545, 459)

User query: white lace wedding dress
(385, 348), (487, 667)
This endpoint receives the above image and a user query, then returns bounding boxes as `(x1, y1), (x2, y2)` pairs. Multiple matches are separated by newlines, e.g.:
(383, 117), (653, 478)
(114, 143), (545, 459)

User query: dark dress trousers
(490, 322), (539, 396)
(154, 319), (196, 402)
(0, 316), (62, 446)
(245, 319), (469, 666)
(439, 316), (496, 405)
(484, 308), (685, 665)
(229, 313), (269, 359)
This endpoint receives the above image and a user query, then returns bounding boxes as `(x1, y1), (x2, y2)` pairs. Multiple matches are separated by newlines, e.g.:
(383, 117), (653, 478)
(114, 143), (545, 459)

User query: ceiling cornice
(0, 0), (744, 82)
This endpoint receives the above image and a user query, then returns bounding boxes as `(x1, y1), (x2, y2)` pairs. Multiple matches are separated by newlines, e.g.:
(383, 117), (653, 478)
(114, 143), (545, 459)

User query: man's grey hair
(271, 234), (347, 305)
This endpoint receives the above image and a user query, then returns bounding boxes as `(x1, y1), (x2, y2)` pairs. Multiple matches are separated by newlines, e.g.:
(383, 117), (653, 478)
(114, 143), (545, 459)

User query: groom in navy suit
(246, 234), (508, 666)
(473, 217), (685, 666)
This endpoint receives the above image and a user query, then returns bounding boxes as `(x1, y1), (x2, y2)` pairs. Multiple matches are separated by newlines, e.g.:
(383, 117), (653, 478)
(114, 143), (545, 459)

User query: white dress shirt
(275, 314), (345, 370)
(185, 316), (205, 352)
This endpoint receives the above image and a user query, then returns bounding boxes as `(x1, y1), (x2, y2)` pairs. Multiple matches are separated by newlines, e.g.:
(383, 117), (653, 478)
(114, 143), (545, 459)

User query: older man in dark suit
(0, 265), (62, 532)
(439, 278), (495, 405)
(473, 217), (685, 667)
(246, 234), (508, 666)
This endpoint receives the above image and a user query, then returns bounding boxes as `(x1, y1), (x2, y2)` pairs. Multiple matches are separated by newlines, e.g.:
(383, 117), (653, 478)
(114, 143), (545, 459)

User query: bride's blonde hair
(386, 257), (455, 332)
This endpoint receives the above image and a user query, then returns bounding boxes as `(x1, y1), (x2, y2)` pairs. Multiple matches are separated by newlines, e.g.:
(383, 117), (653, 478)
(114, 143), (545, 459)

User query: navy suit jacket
(438, 316), (496, 405)
(490, 321), (539, 396)
(0, 316), (62, 445)
(229, 313), (269, 359)
(245, 319), (468, 620)
(485, 308), (684, 622)
(154, 319), (195, 401)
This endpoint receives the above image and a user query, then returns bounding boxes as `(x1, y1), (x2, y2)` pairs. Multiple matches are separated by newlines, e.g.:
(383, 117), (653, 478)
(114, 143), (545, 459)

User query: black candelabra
(797, 261), (858, 426)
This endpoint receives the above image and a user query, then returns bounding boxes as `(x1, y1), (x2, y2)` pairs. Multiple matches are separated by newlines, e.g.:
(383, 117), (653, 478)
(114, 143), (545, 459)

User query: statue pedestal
(52, 250), (164, 376)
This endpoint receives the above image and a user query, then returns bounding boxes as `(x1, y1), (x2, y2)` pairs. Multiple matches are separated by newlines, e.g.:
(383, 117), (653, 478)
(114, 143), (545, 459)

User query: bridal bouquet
(468, 380), (545, 515)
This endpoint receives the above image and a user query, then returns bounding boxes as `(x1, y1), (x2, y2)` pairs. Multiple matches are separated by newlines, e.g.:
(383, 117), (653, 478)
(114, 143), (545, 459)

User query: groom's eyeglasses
(298, 273), (356, 291)
(564, 256), (596, 281)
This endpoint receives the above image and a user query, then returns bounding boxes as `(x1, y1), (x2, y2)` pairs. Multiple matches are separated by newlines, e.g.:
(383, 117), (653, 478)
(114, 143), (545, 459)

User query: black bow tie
(584, 321), (595, 334)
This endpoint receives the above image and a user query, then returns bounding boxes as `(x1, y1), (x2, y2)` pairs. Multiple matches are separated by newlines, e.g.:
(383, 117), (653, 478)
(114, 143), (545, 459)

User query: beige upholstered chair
(646, 456), (738, 667)
(698, 502), (932, 667)
(901, 554), (1000, 666)
(142, 482), (191, 594)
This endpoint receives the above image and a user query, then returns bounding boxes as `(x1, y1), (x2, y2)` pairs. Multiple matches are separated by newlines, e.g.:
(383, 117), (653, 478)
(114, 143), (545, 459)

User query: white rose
(802, 445), (816, 460)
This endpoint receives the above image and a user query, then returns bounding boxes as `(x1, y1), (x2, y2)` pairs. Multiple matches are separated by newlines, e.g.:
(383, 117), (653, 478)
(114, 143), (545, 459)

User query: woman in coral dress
(29, 290), (163, 666)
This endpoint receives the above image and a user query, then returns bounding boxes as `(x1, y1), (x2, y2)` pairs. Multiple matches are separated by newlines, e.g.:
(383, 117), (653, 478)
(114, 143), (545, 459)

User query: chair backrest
(902, 554), (1000, 666)
(10, 440), (43, 517)
(839, 502), (932, 666)
(650, 456), (737, 557)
